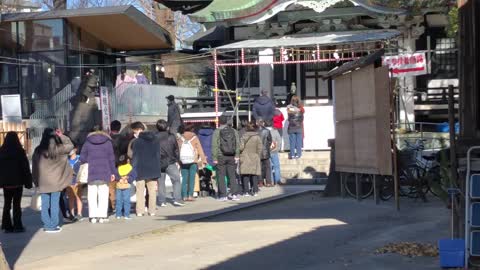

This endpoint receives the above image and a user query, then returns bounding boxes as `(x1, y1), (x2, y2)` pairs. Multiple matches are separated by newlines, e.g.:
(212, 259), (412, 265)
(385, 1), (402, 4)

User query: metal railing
(396, 122), (454, 151)
(110, 84), (198, 123)
(29, 84), (75, 153)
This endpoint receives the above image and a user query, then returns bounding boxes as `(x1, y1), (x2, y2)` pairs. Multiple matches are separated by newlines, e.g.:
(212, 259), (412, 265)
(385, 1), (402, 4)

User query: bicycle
(343, 173), (394, 201)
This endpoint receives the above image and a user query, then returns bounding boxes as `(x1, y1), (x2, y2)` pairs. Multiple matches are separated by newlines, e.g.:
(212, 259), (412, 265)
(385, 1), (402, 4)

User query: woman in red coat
(272, 108), (285, 138)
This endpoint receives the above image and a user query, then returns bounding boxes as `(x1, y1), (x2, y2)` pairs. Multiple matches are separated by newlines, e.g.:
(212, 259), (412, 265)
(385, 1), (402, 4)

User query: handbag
(30, 188), (41, 211)
(77, 163), (89, 184)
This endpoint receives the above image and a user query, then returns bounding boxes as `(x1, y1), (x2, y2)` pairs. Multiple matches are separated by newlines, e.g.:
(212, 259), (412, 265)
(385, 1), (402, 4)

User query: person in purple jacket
(80, 126), (118, 224)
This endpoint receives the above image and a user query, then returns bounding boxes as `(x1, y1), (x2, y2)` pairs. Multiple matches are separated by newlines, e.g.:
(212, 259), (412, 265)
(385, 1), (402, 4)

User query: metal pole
(214, 50), (219, 128)
(356, 173), (361, 202)
(448, 84), (459, 237)
(390, 69), (400, 211)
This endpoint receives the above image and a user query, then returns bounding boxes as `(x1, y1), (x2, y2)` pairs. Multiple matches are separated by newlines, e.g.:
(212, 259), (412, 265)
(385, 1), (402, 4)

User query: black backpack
(219, 127), (236, 156)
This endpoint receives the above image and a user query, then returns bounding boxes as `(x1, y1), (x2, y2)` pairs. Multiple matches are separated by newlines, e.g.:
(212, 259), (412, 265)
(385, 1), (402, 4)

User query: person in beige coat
(178, 124), (207, 201)
(239, 122), (263, 196)
(32, 128), (74, 233)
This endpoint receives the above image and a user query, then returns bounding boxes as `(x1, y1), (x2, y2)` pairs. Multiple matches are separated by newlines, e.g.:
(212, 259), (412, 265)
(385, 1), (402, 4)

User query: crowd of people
(0, 92), (305, 234)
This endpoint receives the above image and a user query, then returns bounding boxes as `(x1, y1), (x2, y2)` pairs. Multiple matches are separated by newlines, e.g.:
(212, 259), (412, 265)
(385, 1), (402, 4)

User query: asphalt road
(15, 193), (449, 270)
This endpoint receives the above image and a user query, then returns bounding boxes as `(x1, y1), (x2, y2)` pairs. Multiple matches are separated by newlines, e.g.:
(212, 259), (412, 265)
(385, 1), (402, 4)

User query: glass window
(18, 19), (64, 51)
(0, 22), (18, 86)
(19, 51), (66, 101)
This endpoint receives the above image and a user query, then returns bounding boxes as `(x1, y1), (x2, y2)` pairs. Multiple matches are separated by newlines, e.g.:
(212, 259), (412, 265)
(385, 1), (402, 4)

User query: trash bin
(438, 239), (465, 268)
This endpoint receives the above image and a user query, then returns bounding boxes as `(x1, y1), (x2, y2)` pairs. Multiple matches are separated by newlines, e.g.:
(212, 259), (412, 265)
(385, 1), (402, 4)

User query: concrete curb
(136, 186), (324, 237)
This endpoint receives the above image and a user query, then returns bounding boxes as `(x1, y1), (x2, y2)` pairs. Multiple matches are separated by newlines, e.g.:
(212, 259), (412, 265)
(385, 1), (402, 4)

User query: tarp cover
(216, 30), (400, 50)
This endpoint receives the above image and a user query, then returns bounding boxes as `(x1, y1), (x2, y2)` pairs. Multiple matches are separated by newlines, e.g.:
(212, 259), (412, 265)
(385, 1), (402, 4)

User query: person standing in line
(252, 90), (276, 122)
(272, 106), (285, 138)
(156, 119), (185, 207)
(211, 115), (241, 201)
(239, 122), (263, 196)
(287, 95), (304, 159)
(67, 147), (83, 221)
(108, 120), (126, 213)
(257, 119), (273, 187)
(166, 95), (183, 136)
(178, 124), (207, 202)
(32, 128), (74, 233)
(266, 120), (282, 185)
(131, 124), (161, 216)
(0, 132), (32, 233)
(80, 127), (118, 224)
(197, 122), (215, 165)
(116, 155), (136, 219)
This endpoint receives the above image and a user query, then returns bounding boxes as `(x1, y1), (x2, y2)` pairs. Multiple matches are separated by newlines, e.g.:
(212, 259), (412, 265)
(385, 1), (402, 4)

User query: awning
(323, 49), (385, 79)
(185, 25), (227, 50)
(216, 30), (401, 50)
(1, 6), (172, 50)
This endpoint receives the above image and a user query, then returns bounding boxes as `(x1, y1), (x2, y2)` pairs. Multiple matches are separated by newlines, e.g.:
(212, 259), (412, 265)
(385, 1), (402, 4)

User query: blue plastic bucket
(438, 239), (465, 268)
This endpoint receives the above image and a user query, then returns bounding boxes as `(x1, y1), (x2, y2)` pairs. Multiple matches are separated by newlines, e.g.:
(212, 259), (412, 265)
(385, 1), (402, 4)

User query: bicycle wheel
(399, 165), (428, 199)
(380, 176), (394, 201)
(345, 173), (374, 199)
(426, 165), (445, 197)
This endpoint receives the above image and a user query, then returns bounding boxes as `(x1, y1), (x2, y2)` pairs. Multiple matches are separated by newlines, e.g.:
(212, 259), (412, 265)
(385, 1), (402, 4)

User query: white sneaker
(217, 197), (228, 202)
(193, 192), (198, 198)
(160, 203), (167, 207)
(253, 193), (258, 197)
(116, 216), (121, 220)
(99, 218), (109, 223)
(173, 201), (185, 207)
(229, 195), (240, 201)
(90, 218), (97, 224)
(149, 213), (156, 216)
(243, 193), (251, 197)
(137, 213), (144, 217)
(124, 216), (131, 220)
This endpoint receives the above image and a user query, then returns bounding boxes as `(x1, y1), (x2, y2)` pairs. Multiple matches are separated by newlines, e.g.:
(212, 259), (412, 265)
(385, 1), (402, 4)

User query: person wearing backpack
(211, 115), (240, 201)
(178, 124), (207, 201)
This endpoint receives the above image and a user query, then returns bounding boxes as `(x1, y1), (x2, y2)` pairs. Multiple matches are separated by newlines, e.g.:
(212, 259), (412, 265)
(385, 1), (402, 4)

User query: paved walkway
(15, 193), (448, 270)
(0, 185), (323, 268)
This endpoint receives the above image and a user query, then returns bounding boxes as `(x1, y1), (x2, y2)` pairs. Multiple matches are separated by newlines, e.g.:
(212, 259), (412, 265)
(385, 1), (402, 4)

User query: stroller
(198, 165), (216, 197)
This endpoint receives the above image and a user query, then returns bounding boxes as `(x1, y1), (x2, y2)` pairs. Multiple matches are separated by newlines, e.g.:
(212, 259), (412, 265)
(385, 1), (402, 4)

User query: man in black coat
(131, 124), (161, 216)
(257, 118), (273, 187)
(156, 119), (184, 207)
(166, 95), (183, 136)
(252, 90), (275, 122)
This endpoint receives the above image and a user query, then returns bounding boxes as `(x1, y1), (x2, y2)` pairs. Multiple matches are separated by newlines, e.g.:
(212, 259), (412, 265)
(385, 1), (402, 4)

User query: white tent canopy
(216, 29), (401, 50)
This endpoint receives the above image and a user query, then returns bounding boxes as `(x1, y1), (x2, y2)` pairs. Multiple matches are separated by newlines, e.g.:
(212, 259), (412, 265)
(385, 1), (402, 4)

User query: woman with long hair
(286, 95), (304, 159)
(0, 132), (32, 233)
(32, 128), (74, 233)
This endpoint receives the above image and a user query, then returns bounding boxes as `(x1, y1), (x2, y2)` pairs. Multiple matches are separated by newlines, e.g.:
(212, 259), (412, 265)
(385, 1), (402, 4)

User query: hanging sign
(99, 87), (111, 132)
(1, 95), (22, 123)
(382, 52), (428, 77)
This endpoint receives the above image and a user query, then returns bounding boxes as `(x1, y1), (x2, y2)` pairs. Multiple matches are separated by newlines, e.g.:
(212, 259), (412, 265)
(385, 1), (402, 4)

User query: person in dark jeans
(257, 119), (273, 187)
(212, 116), (240, 201)
(0, 132), (32, 233)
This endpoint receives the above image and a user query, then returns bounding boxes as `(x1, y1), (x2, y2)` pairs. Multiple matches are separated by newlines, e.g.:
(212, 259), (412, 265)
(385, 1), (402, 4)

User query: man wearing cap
(166, 95), (183, 136)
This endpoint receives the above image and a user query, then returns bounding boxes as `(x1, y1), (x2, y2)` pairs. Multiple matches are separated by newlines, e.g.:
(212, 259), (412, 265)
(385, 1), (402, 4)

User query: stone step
(278, 151), (330, 159)
(280, 164), (330, 173)
(281, 178), (327, 185)
(279, 159), (330, 166)
(281, 171), (329, 179)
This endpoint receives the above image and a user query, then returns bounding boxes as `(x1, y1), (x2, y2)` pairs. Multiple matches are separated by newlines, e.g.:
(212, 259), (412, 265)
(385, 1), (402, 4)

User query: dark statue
(69, 72), (102, 146)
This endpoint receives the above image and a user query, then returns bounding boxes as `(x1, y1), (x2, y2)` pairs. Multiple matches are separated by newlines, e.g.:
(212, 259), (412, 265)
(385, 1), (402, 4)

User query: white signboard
(1, 94), (22, 123)
(99, 87), (111, 132)
(382, 52), (428, 77)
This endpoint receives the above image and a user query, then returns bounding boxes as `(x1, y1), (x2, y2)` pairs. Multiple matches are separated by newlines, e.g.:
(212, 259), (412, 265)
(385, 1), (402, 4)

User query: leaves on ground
(375, 242), (439, 257)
